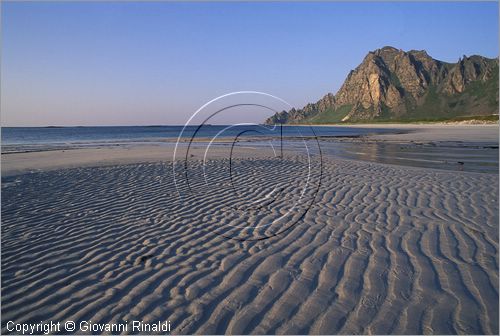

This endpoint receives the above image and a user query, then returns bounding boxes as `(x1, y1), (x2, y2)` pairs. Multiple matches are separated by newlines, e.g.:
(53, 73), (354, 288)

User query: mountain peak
(376, 45), (400, 53)
(265, 47), (498, 124)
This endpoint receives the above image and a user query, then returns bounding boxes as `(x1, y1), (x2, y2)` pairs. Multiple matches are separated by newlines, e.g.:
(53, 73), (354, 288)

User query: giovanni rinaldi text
(6, 320), (172, 334)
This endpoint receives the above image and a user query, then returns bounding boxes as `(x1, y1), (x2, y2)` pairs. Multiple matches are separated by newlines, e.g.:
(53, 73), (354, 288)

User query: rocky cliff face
(266, 46), (498, 124)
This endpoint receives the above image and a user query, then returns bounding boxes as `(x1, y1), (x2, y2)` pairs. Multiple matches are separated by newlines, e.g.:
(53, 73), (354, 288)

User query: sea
(2, 125), (498, 173)
(1, 125), (391, 146)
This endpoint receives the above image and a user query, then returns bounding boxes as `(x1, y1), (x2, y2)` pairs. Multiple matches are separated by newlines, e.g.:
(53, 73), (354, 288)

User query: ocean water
(1, 125), (393, 148)
(2, 125), (498, 173)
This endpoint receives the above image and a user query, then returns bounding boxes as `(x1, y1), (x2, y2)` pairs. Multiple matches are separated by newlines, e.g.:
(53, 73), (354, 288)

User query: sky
(1, 2), (498, 126)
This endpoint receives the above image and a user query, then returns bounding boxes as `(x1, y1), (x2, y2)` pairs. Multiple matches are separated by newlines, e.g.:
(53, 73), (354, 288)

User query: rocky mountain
(265, 46), (499, 124)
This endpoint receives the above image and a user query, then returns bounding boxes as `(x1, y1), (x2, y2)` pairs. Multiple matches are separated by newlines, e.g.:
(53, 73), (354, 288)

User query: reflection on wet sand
(319, 140), (498, 174)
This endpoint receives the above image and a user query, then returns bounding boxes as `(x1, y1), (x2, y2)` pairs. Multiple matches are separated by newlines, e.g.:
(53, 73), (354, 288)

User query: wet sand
(2, 124), (498, 176)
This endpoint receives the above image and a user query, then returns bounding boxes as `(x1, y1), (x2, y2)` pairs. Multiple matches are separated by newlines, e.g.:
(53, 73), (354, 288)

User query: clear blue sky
(1, 2), (498, 126)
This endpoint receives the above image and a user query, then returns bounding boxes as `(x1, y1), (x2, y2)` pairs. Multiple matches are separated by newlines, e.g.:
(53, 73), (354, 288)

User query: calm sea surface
(1, 125), (391, 146)
(2, 126), (498, 173)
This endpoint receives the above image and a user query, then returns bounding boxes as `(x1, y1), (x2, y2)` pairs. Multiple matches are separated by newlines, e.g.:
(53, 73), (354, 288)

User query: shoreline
(4, 120), (498, 128)
(286, 121), (499, 126)
(2, 124), (498, 177)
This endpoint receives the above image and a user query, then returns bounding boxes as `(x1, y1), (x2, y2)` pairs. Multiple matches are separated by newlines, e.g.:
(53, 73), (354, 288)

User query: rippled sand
(2, 153), (498, 334)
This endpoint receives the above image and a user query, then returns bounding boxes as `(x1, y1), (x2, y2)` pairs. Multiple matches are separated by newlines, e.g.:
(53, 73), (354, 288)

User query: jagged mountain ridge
(266, 46), (499, 124)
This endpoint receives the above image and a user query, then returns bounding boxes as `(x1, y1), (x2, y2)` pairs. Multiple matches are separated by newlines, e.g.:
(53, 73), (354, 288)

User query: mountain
(265, 46), (499, 124)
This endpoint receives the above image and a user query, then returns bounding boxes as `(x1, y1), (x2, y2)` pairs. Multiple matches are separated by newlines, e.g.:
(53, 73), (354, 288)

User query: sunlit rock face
(265, 46), (499, 124)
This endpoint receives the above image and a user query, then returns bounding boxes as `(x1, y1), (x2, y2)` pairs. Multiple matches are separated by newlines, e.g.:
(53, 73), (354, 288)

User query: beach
(1, 125), (499, 334)
(2, 124), (498, 176)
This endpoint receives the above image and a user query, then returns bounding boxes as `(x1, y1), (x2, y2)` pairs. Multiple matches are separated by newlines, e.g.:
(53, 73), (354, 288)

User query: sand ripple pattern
(2, 157), (498, 334)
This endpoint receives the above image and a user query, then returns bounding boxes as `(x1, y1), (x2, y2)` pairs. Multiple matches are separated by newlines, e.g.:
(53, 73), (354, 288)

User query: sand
(2, 124), (498, 177)
(353, 124), (499, 142)
(1, 125), (499, 334)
